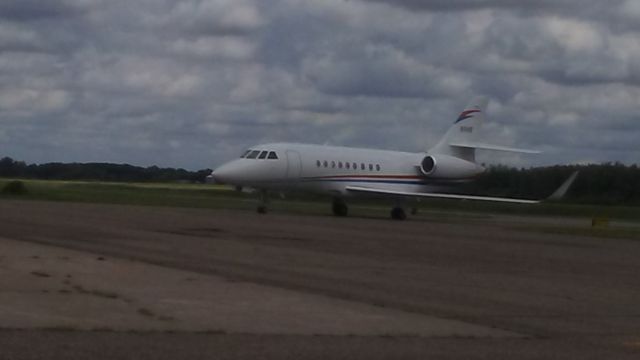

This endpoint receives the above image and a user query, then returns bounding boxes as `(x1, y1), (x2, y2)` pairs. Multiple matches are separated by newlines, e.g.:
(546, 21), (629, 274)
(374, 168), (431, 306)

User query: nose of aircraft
(210, 160), (242, 184)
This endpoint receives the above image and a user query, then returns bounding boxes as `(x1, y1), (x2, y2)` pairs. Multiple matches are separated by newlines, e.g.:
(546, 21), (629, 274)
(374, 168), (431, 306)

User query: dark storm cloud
(0, 0), (84, 21)
(360, 0), (568, 12)
(301, 44), (469, 98)
(0, 0), (638, 169)
(358, 0), (619, 18)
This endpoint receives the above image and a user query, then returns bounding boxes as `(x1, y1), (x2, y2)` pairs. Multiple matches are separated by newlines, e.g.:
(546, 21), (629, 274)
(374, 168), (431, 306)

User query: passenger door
(285, 150), (302, 180)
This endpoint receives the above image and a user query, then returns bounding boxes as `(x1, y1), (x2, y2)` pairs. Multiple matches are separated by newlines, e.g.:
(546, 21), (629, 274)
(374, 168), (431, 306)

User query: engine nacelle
(419, 155), (485, 179)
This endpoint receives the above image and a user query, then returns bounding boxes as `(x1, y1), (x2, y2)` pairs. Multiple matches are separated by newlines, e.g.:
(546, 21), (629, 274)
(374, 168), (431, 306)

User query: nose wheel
(256, 190), (269, 214)
(332, 198), (348, 217)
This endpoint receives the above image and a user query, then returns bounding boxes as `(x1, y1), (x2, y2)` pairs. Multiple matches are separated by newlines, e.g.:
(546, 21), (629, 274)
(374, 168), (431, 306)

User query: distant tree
(471, 163), (640, 205)
(0, 157), (27, 177)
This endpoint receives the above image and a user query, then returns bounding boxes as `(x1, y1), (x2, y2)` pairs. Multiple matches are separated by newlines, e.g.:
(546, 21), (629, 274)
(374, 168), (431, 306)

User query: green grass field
(1, 178), (639, 227)
(0, 179), (251, 210)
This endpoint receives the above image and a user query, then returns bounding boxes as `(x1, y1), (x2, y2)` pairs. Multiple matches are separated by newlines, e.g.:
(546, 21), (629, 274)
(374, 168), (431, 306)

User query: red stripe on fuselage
(306, 174), (423, 180)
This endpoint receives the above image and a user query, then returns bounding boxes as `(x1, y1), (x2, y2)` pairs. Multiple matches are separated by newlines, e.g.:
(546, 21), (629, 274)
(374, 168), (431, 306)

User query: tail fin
(429, 97), (488, 162)
(429, 96), (539, 162)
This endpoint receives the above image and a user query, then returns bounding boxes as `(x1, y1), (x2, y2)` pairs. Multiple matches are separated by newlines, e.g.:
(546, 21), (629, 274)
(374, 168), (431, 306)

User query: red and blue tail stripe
(455, 109), (480, 123)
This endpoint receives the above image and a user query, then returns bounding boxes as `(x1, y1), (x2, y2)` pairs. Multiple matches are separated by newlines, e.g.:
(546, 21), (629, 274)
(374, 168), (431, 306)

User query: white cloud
(542, 17), (603, 52)
(169, 36), (256, 60)
(79, 56), (204, 98)
(0, 88), (70, 113)
(150, 0), (264, 35)
(617, 0), (640, 20)
(0, 23), (43, 50)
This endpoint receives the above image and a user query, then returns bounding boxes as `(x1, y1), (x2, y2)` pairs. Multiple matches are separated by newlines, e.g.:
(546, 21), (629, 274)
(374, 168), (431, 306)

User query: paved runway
(0, 200), (639, 359)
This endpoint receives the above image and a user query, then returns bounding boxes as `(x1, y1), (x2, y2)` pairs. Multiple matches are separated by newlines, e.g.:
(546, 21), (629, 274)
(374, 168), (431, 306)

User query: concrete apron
(0, 237), (521, 338)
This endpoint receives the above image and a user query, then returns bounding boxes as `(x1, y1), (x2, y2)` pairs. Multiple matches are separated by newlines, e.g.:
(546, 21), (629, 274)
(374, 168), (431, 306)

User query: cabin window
(246, 150), (260, 159)
(240, 150), (251, 158)
(346, 162), (350, 169)
(258, 151), (268, 159)
(361, 163), (365, 170)
(331, 161), (336, 168)
(323, 160), (328, 167)
(376, 164), (380, 171)
(369, 164), (373, 171)
(353, 162), (357, 170)
(338, 162), (343, 169)
(316, 160), (321, 167)
(267, 151), (278, 159)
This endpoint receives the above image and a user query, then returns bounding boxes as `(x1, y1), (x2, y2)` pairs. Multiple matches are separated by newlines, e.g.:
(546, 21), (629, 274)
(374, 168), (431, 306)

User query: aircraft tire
(391, 207), (407, 220)
(257, 205), (268, 214)
(332, 200), (348, 217)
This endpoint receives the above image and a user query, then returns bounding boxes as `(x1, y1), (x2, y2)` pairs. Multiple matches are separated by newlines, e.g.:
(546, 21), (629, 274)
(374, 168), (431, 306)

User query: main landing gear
(390, 207), (407, 221)
(332, 198), (348, 217)
(332, 198), (408, 220)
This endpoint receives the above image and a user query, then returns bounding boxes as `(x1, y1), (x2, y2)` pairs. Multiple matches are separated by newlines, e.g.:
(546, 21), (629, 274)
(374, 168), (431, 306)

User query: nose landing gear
(257, 190), (269, 214)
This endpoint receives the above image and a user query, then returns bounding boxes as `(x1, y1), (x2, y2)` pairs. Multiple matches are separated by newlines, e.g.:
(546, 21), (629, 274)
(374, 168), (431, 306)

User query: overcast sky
(1, 0), (639, 169)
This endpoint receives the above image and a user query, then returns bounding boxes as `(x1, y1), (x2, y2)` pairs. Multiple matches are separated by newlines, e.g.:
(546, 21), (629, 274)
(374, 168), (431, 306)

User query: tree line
(469, 163), (640, 205)
(0, 157), (211, 183)
(1, 156), (639, 205)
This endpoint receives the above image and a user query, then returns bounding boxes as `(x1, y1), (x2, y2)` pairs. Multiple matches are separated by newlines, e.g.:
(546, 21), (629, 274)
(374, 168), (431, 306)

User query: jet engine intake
(419, 155), (484, 179)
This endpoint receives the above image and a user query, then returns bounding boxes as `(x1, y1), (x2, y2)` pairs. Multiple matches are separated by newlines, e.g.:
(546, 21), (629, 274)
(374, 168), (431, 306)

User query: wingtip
(547, 171), (579, 201)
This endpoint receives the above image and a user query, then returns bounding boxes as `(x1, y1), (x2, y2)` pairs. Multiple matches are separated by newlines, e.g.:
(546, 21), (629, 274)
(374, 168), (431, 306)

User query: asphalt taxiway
(0, 200), (638, 359)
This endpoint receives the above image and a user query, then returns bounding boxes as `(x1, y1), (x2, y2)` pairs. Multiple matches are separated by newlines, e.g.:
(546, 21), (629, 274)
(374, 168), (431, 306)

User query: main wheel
(390, 207), (406, 220)
(332, 199), (348, 217)
(257, 205), (268, 214)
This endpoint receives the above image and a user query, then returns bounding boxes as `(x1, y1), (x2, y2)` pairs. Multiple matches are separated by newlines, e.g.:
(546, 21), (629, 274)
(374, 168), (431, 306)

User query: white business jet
(210, 97), (577, 219)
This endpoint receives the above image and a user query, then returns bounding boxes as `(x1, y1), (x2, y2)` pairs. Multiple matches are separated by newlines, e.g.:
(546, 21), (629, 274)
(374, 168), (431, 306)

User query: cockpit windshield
(246, 150), (260, 159)
(242, 149), (278, 160)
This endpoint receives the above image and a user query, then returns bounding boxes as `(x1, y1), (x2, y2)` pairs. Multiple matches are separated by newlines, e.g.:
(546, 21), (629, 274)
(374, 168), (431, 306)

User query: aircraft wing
(345, 186), (540, 204)
(346, 171), (579, 204)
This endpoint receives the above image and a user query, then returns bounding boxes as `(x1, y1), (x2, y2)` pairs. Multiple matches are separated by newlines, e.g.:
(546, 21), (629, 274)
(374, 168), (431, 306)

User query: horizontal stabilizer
(449, 142), (541, 154)
(346, 186), (539, 204)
